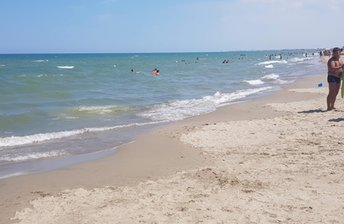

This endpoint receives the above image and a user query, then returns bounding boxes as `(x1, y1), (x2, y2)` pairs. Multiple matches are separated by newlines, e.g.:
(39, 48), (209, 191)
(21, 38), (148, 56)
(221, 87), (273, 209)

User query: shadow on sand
(298, 109), (325, 114)
(328, 118), (344, 122)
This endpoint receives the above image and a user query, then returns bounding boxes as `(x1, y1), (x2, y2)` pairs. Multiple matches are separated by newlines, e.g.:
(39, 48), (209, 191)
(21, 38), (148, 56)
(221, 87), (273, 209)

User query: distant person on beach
(327, 47), (344, 111)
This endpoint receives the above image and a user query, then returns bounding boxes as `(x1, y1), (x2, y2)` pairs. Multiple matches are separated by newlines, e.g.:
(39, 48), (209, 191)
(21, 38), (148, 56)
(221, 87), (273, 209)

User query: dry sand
(2, 74), (344, 224)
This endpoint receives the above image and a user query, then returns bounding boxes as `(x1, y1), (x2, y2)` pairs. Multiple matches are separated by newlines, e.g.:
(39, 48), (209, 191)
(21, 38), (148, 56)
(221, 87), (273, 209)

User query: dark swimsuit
(327, 75), (341, 84)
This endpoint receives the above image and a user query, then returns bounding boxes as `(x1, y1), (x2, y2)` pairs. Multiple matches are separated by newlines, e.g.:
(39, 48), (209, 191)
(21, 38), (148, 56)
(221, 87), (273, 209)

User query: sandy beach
(2, 73), (344, 223)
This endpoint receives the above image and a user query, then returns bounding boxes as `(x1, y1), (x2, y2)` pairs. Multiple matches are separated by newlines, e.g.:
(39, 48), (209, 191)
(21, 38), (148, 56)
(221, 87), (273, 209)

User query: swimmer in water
(152, 68), (159, 76)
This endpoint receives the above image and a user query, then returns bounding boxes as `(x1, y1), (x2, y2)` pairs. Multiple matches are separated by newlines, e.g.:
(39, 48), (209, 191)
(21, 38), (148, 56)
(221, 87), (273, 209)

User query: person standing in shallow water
(327, 47), (344, 111)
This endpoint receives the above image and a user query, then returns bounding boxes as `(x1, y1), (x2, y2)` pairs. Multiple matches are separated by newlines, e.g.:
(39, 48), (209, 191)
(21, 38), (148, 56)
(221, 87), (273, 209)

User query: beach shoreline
(3, 71), (344, 223)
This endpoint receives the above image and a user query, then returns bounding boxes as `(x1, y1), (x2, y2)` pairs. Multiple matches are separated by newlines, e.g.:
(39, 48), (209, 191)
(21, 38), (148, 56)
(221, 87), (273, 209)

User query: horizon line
(0, 48), (323, 55)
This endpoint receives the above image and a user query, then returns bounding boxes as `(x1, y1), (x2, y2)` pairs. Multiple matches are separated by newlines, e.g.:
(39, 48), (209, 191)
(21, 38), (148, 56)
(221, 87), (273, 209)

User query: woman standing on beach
(327, 47), (344, 111)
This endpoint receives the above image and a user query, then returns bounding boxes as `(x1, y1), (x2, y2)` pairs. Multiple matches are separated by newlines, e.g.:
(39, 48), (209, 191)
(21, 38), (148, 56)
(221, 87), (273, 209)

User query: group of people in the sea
(129, 68), (159, 76)
(128, 48), (344, 97)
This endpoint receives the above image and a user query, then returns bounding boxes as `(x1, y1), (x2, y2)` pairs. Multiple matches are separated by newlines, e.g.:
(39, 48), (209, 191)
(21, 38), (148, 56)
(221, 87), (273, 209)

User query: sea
(0, 50), (326, 179)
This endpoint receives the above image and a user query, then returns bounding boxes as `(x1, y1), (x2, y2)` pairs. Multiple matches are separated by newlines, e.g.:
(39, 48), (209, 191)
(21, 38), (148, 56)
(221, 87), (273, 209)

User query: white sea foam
(0, 130), (84, 148)
(242, 74), (287, 86)
(0, 172), (27, 180)
(77, 105), (118, 114)
(0, 151), (66, 162)
(54, 116), (79, 120)
(265, 64), (274, 68)
(64, 105), (135, 116)
(0, 122), (161, 148)
(36, 74), (64, 78)
(57, 66), (74, 69)
(0, 65), (6, 67)
(257, 60), (288, 65)
(139, 87), (272, 122)
(261, 74), (280, 81)
(242, 79), (265, 86)
(261, 74), (288, 84)
(288, 57), (312, 63)
(33, 60), (48, 63)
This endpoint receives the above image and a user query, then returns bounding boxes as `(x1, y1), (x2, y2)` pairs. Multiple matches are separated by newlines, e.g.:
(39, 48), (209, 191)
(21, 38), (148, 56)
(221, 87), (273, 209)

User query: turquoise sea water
(0, 50), (326, 178)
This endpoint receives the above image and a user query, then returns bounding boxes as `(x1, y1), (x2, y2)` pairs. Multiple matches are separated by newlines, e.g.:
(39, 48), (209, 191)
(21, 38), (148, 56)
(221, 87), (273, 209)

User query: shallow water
(0, 50), (326, 178)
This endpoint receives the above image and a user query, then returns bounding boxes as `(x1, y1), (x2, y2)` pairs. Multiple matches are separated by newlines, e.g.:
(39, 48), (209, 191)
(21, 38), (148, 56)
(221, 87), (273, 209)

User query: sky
(1, 0), (343, 53)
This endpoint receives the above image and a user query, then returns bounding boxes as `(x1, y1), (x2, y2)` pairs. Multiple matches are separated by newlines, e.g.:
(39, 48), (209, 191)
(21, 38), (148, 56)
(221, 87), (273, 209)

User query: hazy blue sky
(1, 0), (343, 53)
